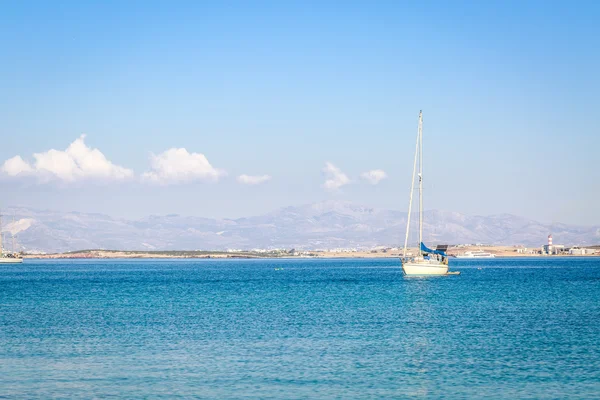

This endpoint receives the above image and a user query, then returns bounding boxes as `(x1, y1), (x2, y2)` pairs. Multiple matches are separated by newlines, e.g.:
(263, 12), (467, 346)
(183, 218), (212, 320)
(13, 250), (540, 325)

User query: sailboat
(0, 212), (23, 264)
(401, 111), (453, 276)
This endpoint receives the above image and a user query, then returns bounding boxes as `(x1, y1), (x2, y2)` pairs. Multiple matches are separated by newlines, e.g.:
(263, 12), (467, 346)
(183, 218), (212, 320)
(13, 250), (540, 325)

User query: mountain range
(1, 201), (599, 253)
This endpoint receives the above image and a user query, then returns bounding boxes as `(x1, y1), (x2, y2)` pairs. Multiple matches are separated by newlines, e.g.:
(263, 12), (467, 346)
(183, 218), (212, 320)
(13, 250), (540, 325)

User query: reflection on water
(1, 257), (599, 398)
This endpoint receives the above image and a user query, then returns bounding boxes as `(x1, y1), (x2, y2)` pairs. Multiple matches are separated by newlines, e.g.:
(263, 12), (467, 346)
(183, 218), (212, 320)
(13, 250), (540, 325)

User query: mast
(0, 210), (3, 254)
(403, 112), (421, 259)
(418, 111), (423, 250)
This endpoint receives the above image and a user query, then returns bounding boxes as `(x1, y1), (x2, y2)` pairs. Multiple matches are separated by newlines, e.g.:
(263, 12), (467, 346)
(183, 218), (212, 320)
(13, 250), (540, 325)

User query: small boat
(0, 212), (23, 264)
(401, 111), (456, 276)
(0, 253), (23, 264)
(456, 251), (496, 259)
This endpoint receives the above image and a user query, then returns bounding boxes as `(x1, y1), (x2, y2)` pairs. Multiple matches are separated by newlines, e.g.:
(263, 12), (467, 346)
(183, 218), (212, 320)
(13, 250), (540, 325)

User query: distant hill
(2, 201), (599, 253)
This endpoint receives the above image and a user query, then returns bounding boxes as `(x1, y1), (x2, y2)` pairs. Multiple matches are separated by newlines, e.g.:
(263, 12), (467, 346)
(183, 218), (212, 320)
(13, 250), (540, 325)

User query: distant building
(569, 247), (597, 255)
(541, 234), (566, 255)
(542, 244), (565, 255)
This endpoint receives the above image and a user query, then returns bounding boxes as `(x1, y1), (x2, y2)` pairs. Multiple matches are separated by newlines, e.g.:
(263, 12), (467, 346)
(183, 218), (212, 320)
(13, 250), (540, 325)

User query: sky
(1, 1), (599, 224)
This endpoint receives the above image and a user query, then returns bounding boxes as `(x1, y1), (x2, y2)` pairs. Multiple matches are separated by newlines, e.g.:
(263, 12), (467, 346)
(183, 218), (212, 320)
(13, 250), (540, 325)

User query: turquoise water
(1, 257), (600, 398)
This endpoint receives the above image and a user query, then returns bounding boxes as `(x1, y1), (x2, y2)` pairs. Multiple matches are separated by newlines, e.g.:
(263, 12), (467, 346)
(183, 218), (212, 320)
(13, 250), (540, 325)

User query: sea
(1, 257), (599, 399)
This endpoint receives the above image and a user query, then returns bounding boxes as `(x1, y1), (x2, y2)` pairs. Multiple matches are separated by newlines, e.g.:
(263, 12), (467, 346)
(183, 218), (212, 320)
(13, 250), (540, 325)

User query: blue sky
(1, 1), (599, 224)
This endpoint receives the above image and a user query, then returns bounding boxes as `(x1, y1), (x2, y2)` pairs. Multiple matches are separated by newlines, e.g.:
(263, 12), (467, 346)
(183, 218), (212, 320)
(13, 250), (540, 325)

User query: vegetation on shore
(26, 249), (322, 259)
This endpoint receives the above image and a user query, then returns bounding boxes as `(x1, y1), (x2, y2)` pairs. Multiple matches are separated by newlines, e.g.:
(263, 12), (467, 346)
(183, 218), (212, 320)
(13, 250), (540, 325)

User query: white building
(569, 247), (597, 255)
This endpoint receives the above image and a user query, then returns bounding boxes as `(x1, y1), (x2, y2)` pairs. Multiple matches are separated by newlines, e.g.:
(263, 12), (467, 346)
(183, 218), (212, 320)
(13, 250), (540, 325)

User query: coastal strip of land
(24, 245), (599, 259)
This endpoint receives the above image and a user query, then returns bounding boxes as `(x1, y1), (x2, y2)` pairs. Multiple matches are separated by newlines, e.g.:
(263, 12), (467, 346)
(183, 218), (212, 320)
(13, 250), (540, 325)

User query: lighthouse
(547, 234), (553, 255)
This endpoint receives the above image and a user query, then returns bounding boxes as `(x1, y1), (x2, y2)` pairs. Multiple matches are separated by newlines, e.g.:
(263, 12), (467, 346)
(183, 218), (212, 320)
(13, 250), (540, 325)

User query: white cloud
(322, 162), (350, 191)
(237, 174), (271, 185)
(1, 156), (34, 176)
(142, 148), (226, 184)
(361, 169), (387, 185)
(0, 135), (133, 182)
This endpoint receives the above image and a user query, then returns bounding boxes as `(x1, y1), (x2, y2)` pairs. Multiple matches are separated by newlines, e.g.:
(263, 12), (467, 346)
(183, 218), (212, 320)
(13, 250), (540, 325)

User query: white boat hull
(402, 262), (448, 276)
(0, 257), (23, 263)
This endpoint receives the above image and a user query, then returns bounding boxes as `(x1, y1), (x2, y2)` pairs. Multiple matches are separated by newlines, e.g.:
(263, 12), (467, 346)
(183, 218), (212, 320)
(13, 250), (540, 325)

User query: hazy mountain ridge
(1, 201), (599, 253)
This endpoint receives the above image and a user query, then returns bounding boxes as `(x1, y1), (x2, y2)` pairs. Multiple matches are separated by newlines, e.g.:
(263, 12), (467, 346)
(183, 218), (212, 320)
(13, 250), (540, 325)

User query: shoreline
(22, 248), (600, 260)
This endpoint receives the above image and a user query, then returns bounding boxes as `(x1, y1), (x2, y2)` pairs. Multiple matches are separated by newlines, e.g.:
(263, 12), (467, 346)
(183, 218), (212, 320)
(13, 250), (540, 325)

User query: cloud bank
(0, 135), (133, 182)
(237, 174), (271, 185)
(2, 138), (386, 192)
(322, 162), (350, 191)
(361, 169), (387, 185)
(142, 148), (226, 184)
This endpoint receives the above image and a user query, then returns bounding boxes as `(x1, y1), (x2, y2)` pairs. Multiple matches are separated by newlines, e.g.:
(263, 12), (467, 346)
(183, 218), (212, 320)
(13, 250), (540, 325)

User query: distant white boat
(0, 255), (23, 264)
(0, 212), (23, 264)
(401, 111), (457, 276)
(456, 251), (496, 259)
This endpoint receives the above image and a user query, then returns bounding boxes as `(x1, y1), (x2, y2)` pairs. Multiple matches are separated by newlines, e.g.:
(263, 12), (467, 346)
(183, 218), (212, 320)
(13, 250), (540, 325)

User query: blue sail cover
(420, 242), (447, 256)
